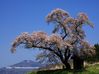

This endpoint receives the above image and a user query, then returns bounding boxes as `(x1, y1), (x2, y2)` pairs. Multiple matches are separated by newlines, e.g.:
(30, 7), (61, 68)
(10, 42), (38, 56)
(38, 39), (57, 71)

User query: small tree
(11, 8), (95, 70)
(86, 43), (99, 63)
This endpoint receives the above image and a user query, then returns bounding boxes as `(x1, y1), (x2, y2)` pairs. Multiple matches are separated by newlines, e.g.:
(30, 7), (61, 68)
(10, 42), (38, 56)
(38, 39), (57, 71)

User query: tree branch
(56, 21), (68, 40)
(32, 45), (62, 59)
(64, 46), (71, 61)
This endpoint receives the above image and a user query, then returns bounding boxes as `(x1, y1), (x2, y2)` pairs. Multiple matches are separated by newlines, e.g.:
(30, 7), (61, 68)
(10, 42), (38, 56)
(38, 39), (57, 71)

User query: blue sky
(0, 0), (99, 68)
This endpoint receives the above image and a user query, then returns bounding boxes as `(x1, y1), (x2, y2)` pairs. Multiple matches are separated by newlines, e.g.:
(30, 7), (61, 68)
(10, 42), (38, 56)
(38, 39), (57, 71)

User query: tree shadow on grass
(37, 69), (70, 74)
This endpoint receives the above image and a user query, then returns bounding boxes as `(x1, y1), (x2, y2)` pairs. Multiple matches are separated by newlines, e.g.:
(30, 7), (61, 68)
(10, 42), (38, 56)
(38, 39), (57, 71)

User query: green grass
(28, 64), (99, 74)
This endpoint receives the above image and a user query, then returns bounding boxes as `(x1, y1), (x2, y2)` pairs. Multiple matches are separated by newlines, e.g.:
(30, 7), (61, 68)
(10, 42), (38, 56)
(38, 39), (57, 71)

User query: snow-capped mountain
(0, 60), (43, 74)
(11, 60), (42, 67)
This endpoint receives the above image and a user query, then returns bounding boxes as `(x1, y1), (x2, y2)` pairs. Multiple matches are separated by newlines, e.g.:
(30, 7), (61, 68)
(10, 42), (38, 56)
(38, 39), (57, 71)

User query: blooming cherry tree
(11, 8), (95, 70)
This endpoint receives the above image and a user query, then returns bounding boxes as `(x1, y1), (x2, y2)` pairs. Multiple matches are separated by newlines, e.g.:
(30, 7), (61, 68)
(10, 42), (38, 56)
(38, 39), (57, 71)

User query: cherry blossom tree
(11, 8), (95, 70)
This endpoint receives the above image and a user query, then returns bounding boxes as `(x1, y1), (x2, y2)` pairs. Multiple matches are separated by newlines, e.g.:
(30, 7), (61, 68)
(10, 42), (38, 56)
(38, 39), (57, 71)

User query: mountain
(0, 60), (43, 74)
(11, 60), (42, 67)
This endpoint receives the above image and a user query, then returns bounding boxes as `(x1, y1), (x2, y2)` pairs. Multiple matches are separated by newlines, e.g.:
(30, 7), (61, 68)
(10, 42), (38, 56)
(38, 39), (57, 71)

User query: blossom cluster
(11, 31), (71, 53)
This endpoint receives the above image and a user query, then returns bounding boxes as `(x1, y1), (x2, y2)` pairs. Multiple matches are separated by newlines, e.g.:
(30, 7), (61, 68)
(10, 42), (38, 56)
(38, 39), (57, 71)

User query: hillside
(29, 64), (99, 74)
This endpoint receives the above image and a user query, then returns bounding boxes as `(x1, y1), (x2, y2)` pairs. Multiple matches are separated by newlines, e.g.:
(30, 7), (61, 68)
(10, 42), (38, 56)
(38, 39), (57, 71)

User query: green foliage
(94, 44), (99, 60)
(86, 43), (99, 63)
(29, 64), (99, 74)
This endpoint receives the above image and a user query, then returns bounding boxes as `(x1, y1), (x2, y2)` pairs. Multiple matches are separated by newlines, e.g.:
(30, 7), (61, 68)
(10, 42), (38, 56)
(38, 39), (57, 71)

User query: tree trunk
(73, 55), (84, 70)
(63, 61), (71, 70)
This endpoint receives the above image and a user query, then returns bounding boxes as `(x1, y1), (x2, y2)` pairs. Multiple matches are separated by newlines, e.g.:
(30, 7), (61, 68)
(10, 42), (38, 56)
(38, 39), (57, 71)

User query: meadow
(28, 64), (99, 74)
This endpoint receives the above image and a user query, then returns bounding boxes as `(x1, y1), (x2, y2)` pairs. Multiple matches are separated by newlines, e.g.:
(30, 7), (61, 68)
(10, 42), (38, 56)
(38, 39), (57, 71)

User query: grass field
(28, 64), (99, 74)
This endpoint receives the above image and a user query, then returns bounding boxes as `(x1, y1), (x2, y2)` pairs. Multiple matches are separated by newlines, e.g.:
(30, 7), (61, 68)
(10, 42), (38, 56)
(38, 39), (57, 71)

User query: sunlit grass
(28, 64), (99, 74)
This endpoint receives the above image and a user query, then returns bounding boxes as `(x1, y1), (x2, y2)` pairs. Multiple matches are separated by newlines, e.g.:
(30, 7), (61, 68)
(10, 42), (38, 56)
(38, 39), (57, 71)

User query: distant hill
(0, 60), (43, 74)
(10, 60), (43, 67)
